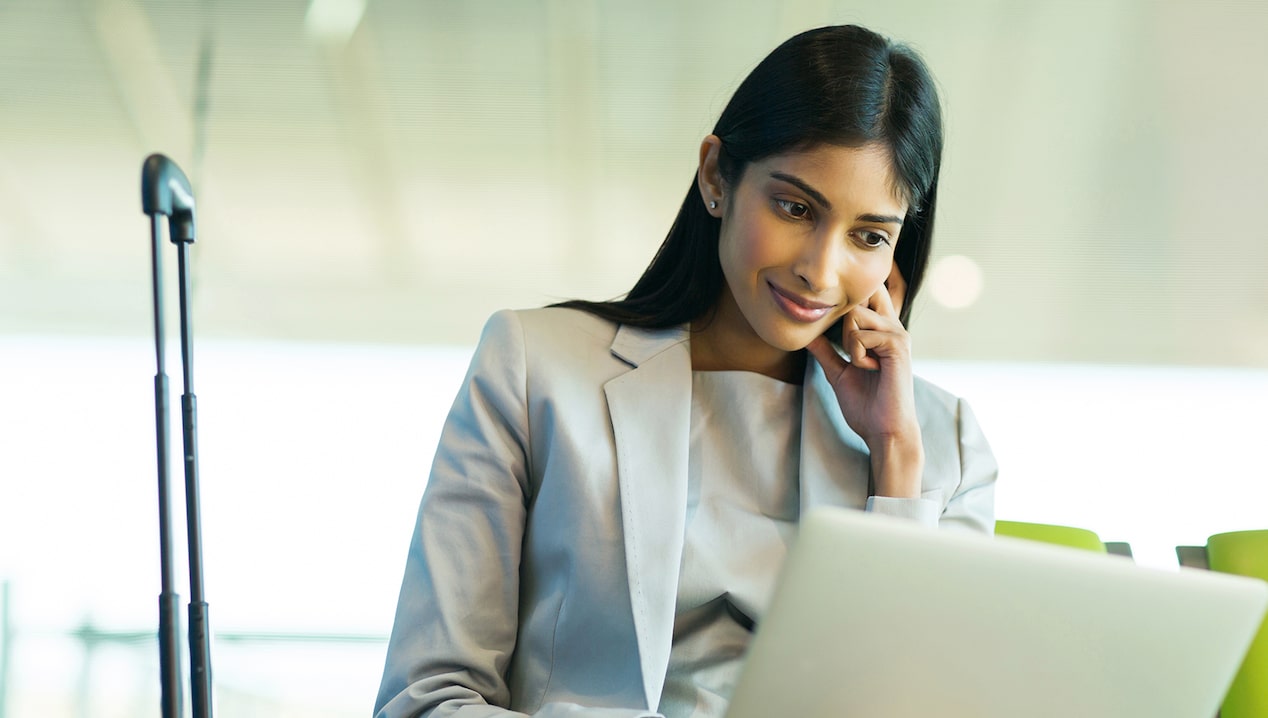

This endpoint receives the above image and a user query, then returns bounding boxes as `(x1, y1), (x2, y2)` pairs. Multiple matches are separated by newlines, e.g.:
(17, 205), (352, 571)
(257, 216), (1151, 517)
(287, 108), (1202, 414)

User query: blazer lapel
(603, 323), (692, 711)
(798, 355), (872, 514)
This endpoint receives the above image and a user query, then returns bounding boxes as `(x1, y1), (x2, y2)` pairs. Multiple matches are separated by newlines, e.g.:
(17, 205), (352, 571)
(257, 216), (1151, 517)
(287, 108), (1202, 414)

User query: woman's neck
(690, 297), (804, 384)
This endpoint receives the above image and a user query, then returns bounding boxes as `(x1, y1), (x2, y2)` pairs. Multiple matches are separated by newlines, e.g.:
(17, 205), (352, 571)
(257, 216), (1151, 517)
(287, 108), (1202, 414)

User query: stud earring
(709, 200), (718, 210)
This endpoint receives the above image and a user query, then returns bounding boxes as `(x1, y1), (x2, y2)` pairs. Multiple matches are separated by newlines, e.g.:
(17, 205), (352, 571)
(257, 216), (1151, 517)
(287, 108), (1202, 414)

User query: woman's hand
(804, 270), (924, 498)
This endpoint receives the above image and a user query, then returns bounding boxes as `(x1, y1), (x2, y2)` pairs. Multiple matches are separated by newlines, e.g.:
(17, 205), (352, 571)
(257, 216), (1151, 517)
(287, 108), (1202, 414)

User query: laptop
(725, 507), (1268, 718)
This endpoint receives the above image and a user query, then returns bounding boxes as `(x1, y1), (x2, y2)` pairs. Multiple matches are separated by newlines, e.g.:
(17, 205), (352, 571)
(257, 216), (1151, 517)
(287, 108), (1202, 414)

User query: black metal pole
(144, 152), (204, 718)
(151, 213), (183, 718)
(174, 240), (212, 718)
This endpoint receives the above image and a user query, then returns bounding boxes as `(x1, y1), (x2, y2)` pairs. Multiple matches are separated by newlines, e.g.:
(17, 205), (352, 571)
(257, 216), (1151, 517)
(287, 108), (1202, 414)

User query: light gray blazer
(375, 307), (997, 718)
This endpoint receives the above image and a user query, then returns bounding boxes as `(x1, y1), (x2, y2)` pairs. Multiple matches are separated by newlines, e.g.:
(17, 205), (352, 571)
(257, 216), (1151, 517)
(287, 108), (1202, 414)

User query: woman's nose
(792, 233), (843, 293)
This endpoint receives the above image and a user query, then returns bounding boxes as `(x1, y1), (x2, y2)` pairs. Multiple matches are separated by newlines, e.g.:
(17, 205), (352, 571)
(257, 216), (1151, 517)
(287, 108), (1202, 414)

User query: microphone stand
(141, 154), (213, 718)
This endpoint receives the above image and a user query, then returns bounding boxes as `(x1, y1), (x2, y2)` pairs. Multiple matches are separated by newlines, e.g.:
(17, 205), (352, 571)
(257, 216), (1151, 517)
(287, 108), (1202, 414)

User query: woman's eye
(775, 199), (811, 219)
(858, 231), (891, 248)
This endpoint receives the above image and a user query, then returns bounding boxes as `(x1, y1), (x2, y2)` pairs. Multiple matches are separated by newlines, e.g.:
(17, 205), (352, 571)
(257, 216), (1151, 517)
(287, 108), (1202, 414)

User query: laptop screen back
(725, 508), (1268, 718)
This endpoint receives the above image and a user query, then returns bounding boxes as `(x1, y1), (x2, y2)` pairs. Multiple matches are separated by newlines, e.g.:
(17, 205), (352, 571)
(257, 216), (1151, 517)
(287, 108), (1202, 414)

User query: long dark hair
(556, 24), (942, 330)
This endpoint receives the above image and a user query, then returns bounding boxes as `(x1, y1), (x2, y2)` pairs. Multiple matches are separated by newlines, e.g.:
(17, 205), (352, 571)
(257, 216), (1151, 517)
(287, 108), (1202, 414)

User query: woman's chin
(759, 324), (830, 354)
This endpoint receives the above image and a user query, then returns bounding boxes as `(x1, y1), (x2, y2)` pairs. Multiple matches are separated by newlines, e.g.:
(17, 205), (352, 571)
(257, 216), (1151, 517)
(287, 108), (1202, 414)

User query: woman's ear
(697, 135), (725, 217)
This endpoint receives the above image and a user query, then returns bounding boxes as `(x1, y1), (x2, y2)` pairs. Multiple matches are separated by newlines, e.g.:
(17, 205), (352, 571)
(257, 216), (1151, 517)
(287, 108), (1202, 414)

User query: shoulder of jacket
(913, 374), (964, 421)
(505, 306), (619, 346)
(476, 307), (621, 362)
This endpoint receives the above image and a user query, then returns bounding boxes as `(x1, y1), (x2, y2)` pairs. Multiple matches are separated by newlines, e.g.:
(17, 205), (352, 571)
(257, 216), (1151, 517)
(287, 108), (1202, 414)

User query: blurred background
(2, 0), (1267, 715)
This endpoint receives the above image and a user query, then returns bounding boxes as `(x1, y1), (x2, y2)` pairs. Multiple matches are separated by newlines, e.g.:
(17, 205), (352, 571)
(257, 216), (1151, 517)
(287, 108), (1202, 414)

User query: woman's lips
(768, 281), (834, 322)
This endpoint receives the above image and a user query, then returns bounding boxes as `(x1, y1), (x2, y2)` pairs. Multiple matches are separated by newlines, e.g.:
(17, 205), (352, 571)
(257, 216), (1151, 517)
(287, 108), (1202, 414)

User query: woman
(375, 24), (997, 718)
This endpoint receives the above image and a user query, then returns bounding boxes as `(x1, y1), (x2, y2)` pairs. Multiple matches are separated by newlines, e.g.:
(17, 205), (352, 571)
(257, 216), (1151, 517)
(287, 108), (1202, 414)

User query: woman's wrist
(868, 434), (925, 498)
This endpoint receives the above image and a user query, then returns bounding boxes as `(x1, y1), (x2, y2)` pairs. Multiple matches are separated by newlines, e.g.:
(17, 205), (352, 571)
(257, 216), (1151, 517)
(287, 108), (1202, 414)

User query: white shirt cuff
(864, 496), (939, 528)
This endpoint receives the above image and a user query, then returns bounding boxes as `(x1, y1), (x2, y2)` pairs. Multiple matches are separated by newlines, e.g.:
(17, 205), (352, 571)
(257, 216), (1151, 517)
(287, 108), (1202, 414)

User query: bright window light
(304, 0), (367, 43)
(928, 254), (985, 310)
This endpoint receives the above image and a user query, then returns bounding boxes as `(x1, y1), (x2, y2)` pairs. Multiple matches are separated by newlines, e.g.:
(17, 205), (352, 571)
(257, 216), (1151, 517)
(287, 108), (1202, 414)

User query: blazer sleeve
(861, 395), (997, 532)
(374, 310), (662, 718)
(938, 397), (998, 534)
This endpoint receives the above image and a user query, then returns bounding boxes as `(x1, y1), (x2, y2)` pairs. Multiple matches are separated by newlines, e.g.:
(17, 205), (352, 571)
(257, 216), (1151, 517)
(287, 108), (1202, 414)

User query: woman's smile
(767, 280), (835, 323)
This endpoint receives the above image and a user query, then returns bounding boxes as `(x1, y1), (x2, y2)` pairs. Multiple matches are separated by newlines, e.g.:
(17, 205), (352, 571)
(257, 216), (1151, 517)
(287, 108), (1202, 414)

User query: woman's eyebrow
(768, 171), (905, 226)
(768, 171), (832, 210)
(858, 213), (904, 226)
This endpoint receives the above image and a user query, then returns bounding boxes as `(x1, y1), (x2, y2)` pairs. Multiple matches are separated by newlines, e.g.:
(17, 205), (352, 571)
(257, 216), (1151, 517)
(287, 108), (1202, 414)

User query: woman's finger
(849, 316), (870, 367)
(847, 303), (903, 334)
(849, 327), (911, 365)
(884, 262), (907, 317)
(868, 276), (899, 319)
(836, 314), (876, 371)
(805, 335), (849, 381)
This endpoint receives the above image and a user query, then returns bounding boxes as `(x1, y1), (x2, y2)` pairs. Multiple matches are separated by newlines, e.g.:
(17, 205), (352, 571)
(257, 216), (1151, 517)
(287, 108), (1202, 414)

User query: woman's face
(704, 141), (909, 357)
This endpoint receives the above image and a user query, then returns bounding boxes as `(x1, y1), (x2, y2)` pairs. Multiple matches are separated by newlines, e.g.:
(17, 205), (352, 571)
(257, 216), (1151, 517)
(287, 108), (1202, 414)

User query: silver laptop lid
(726, 507), (1268, 718)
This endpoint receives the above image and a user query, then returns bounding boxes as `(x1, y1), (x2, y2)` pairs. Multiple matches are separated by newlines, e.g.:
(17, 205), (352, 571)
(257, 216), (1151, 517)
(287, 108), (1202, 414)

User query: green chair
(1177, 530), (1268, 718)
(994, 519), (1111, 554)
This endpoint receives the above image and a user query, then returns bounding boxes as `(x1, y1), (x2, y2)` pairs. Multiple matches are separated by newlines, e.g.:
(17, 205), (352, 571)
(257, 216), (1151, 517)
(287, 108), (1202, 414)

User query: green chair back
(1206, 530), (1268, 718)
(994, 520), (1108, 553)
